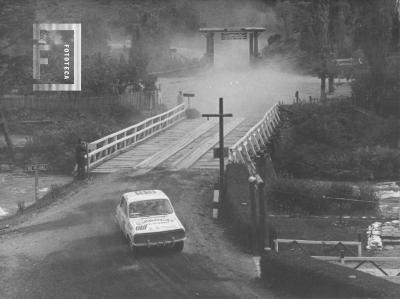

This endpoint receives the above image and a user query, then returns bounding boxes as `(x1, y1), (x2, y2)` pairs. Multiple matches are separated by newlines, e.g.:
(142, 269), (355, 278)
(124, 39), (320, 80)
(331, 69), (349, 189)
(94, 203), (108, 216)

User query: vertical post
(340, 250), (345, 264)
(258, 180), (266, 252)
(209, 32), (214, 65)
(274, 237), (279, 252)
(249, 177), (258, 254)
(85, 142), (89, 174)
(249, 32), (254, 62)
(253, 32), (259, 59)
(219, 97), (224, 203)
(206, 34), (210, 55)
(34, 168), (39, 201)
(202, 98), (232, 206)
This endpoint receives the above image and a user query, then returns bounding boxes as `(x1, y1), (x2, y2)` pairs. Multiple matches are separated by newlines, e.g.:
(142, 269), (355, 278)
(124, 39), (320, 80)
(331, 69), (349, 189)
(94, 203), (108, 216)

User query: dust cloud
(159, 0), (319, 117)
(159, 43), (319, 117)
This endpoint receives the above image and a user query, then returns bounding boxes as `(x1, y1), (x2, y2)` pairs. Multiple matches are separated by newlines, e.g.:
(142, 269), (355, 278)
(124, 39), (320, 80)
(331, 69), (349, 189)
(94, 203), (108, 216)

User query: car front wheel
(173, 241), (184, 252)
(129, 238), (137, 254)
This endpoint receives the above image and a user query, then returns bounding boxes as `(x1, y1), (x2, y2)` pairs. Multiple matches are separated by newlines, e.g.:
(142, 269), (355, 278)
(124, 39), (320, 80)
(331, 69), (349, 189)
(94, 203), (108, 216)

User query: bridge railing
(87, 104), (186, 171)
(229, 103), (280, 174)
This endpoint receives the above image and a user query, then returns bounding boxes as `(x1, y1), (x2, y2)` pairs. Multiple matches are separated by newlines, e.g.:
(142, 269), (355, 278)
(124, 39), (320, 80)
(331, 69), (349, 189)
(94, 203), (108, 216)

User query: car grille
(134, 229), (185, 245)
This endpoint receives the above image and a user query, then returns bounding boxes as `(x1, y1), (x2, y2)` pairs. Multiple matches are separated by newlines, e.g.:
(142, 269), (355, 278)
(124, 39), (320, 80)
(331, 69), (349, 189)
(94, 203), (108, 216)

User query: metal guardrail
(87, 104), (186, 171)
(229, 103), (280, 174)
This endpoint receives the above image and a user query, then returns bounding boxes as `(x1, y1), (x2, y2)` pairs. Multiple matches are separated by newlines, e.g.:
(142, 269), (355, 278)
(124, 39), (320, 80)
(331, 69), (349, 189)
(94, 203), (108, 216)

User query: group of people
(294, 91), (319, 104)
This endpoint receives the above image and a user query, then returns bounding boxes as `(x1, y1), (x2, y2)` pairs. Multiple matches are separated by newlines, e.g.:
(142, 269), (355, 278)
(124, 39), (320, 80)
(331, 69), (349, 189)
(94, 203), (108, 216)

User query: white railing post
(229, 103), (281, 173)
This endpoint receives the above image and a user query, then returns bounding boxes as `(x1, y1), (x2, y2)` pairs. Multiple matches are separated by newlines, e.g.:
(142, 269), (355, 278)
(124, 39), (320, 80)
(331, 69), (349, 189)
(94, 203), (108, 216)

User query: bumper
(133, 237), (186, 247)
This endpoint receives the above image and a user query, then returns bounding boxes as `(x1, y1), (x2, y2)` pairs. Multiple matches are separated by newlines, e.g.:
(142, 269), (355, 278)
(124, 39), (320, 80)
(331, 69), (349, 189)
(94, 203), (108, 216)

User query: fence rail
(229, 103), (280, 174)
(87, 104), (186, 171)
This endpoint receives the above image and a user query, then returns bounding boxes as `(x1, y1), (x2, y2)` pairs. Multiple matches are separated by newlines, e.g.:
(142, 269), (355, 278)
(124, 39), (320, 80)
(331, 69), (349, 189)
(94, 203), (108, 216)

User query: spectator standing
(75, 138), (87, 180)
(177, 91), (184, 105)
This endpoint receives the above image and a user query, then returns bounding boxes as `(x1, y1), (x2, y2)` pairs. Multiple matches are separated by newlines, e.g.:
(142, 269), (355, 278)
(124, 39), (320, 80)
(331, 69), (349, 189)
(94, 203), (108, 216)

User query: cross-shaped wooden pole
(202, 97), (233, 203)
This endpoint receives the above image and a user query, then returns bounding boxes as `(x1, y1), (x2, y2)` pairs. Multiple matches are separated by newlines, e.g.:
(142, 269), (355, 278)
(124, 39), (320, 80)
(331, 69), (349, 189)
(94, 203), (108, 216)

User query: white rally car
(115, 190), (186, 253)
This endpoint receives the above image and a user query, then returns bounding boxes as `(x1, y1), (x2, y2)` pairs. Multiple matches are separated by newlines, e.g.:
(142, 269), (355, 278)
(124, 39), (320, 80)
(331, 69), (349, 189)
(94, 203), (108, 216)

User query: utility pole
(202, 97), (232, 203)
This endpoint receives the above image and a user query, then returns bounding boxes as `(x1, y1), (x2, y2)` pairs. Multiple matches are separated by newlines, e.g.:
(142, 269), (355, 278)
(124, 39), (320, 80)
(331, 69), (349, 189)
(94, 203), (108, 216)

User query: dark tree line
(274, 0), (399, 114)
(0, 0), (200, 96)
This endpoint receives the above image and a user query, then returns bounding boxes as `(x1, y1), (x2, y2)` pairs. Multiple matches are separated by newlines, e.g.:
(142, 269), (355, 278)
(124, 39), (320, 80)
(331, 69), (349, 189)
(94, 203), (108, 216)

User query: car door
(123, 200), (132, 237)
(116, 196), (125, 232)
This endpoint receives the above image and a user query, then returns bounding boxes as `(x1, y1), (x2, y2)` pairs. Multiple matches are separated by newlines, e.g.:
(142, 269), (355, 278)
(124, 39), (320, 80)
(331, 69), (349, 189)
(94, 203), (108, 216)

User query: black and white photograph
(0, 0), (399, 298)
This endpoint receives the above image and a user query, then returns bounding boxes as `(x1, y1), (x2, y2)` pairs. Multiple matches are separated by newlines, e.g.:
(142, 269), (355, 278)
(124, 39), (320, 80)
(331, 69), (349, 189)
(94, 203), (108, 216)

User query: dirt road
(0, 169), (287, 299)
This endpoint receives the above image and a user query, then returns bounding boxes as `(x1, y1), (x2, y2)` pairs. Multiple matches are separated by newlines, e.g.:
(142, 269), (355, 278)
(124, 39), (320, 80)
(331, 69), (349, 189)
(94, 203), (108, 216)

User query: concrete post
(209, 33), (214, 65)
(253, 32), (259, 59)
(249, 33), (254, 62)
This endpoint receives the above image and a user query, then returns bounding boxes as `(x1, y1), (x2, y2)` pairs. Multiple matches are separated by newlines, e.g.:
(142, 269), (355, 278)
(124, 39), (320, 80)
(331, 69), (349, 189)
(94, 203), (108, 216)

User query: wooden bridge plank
(169, 117), (244, 169)
(192, 118), (258, 169)
(91, 118), (210, 173)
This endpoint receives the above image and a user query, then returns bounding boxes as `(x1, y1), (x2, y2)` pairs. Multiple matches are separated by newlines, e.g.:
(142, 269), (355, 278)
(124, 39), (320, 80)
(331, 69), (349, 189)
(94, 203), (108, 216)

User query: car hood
(129, 214), (183, 233)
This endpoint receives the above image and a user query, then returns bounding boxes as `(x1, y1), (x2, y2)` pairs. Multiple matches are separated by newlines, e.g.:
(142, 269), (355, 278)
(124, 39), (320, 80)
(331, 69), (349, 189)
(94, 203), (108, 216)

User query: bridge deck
(192, 118), (259, 169)
(91, 118), (216, 173)
(91, 116), (260, 173)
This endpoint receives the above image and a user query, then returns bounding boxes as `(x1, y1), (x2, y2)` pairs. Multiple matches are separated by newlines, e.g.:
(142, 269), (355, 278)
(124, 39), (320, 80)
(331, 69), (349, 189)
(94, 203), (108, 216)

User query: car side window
(120, 196), (124, 207)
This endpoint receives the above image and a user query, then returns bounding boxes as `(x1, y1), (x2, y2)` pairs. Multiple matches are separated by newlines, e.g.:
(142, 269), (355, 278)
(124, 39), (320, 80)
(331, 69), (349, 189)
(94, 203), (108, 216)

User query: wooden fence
(0, 90), (161, 111)
(87, 104), (186, 171)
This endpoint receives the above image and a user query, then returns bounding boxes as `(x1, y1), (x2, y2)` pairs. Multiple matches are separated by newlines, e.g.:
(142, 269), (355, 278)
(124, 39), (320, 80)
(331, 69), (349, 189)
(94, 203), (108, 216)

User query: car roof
(123, 190), (169, 204)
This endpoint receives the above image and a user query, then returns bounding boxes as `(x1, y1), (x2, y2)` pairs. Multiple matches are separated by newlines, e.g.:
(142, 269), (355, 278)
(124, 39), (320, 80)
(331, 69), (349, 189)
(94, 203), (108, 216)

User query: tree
(354, 0), (397, 113)
(311, 0), (330, 98)
(0, 0), (35, 94)
(275, 0), (294, 40)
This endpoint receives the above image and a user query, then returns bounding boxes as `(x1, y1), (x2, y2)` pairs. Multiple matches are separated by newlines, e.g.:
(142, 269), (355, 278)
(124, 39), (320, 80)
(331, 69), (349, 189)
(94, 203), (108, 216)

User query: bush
(260, 250), (400, 298)
(20, 104), (141, 173)
(274, 102), (400, 181)
(268, 178), (377, 215)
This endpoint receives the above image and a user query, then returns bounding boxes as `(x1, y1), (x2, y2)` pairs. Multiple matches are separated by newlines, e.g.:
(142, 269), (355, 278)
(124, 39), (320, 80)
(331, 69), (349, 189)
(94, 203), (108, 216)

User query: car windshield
(129, 198), (173, 218)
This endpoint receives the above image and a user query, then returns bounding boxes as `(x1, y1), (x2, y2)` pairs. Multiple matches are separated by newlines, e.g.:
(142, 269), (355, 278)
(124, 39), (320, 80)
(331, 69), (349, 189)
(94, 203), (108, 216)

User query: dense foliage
(274, 102), (400, 181)
(270, 0), (400, 113)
